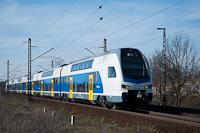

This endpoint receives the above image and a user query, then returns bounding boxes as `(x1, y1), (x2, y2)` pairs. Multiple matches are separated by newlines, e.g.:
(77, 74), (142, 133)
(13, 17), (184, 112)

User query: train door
(51, 79), (54, 97)
(69, 77), (73, 98)
(32, 82), (34, 95)
(41, 81), (43, 96)
(21, 83), (22, 94)
(17, 84), (18, 93)
(26, 83), (28, 94)
(89, 74), (94, 101)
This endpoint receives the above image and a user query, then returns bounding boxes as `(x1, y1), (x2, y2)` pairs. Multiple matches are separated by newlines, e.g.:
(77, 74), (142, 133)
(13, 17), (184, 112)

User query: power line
(63, 19), (102, 50)
(103, 0), (186, 39)
(61, 0), (198, 59)
(89, 0), (145, 35)
(59, 0), (126, 54)
(113, 8), (200, 43)
(54, 3), (199, 60)
(56, 0), (107, 46)
(28, 0), (194, 68)
(33, 0), (78, 40)
(10, 44), (24, 61)
(9, 65), (21, 74)
(109, 20), (200, 45)
(103, 0), (126, 18)
(32, 48), (54, 61)
(124, 27), (200, 48)
(40, 0), (107, 64)
(58, 0), (186, 59)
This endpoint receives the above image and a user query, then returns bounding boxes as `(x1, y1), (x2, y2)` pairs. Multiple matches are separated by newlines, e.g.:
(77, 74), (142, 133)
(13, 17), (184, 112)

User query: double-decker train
(6, 48), (152, 107)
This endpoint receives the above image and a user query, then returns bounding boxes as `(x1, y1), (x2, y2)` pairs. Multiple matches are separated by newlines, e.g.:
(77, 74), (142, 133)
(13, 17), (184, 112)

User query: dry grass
(0, 91), (157, 133)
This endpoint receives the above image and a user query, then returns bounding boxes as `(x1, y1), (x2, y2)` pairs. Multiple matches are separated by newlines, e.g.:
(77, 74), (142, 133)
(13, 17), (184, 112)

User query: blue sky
(0, 0), (200, 81)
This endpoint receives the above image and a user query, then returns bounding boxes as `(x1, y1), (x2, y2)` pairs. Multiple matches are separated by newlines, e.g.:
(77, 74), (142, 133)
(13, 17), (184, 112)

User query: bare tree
(149, 49), (162, 104)
(150, 33), (200, 107)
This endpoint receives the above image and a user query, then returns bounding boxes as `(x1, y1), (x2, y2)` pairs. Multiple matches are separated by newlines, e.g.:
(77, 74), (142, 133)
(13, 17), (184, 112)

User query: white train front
(7, 48), (153, 106)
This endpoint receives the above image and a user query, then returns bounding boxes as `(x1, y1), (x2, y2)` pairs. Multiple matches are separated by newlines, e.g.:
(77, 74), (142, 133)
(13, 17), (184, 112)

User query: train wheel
(97, 96), (107, 108)
(111, 104), (118, 110)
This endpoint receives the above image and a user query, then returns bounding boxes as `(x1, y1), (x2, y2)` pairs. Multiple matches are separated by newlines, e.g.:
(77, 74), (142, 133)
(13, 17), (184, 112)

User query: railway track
(30, 95), (200, 128)
(144, 104), (200, 115)
(132, 109), (200, 127)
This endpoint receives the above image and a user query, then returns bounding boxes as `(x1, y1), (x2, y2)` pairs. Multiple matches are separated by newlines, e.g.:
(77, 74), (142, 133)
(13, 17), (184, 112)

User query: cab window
(108, 67), (116, 78)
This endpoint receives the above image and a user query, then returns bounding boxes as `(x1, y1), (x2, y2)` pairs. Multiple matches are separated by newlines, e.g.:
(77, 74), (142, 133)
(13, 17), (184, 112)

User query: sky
(0, 0), (200, 81)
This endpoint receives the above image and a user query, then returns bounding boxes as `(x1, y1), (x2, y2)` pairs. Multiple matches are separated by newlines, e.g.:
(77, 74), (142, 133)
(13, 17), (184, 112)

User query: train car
(11, 80), (15, 92)
(6, 81), (12, 91)
(32, 74), (39, 95)
(37, 68), (62, 97)
(17, 78), (22, 93)
(21, 76), (28, 94)
(6, 48), (152, 107)
(60, 48), (152, 106)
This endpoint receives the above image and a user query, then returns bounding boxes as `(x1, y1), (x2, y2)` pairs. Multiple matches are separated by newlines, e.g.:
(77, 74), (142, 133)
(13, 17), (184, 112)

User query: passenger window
(73, 64), (77, 71)
(81, 62), (85, 69)
(71, 65), (74, 72)
(108, 67), (116, 78)
(89, 60), (93, 68)
(76, 64), (80, 70)
(85, 61), (90, 69)
(57, 77), (60, 84)
(79, 63), (82, 70)
(64, 76), (68, 83)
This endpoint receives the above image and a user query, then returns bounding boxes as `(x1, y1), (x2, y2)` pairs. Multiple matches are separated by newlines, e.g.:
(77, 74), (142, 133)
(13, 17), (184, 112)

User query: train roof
(69, 48), (140, 65)
(69, 49), (118, 64)
(8, 48), (140, 84)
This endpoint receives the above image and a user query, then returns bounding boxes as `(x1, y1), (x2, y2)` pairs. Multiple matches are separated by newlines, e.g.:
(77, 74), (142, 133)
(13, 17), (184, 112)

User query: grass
(0, 91), (158, 133)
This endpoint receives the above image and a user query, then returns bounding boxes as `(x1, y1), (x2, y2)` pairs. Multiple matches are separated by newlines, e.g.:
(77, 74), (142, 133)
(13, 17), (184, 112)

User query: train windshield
(121, 49), (149, 80)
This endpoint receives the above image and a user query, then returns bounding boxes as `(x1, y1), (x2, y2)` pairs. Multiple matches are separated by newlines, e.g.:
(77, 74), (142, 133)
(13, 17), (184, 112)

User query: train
(6, 48), (153, 108)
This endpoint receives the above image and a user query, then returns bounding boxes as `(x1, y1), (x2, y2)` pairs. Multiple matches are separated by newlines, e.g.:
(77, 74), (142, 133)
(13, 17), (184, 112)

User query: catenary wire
(33, 0), (78, 40)
(59, 0), (126, 54)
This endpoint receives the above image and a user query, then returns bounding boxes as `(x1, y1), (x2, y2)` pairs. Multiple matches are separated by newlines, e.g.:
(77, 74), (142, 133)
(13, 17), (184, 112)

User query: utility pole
(98, 38), (107, 52)
(7, 60), (9, 84)
(52, 60), (54, 68)
(28, 38), (32, 100)
(103, 38), (107, 52)
(157, 28), (167, 105)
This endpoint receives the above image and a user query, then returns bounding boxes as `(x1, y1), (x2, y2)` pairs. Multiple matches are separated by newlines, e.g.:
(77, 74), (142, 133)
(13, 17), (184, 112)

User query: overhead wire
(31, 0), (78, 64)
(33, 0), (78, 40)
(9, 65), (21, 75)
(5, 0), (78, 80)
(5, 1), (200, 80)
(103, 0), (126, 18)
(59, 0), (187, 59)
(10, 44), (24, 61)
(32, 48), (54, 61)
(103, 0), (186, 38)
(89, 0), (145, 35)
(123, 24), (200, 49)
(109, 19), (200, 45)
(56, 0), (108, 46)
(59, 0), (126, 54)
(34, 0), (107, 65)
(112, 8), (200, 43)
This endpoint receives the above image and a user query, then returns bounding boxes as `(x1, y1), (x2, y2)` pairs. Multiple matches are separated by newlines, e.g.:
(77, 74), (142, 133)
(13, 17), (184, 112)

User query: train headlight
(122, 85), (130, 89)
(144, 85), (152, 89)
